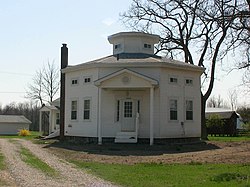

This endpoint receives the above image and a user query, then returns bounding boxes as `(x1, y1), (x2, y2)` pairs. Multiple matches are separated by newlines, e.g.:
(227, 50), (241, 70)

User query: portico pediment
(94, 69), (158, 88)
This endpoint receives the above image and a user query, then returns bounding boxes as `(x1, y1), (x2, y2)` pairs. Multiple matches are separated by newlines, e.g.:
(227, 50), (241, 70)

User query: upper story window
(71, 78), (78, 85)
(115, 44), (121, 49)
(144, 43), (151, 49)
(169, 77), (178, 84)
(185, 79), (193, 85)
(84, 77), (91, 84)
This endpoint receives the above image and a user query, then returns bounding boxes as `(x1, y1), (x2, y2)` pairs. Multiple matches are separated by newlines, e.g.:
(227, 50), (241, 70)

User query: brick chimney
(60, 43), (68, 140)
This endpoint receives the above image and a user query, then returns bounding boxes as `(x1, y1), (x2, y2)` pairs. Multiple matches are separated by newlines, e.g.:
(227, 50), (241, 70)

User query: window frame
(169, 99), (178, 121)
(186, 100), (193, 121)
(83, 76), (92, 84)
(71, 100), (78, 120)
(144, 43), (152, 49)
(71, 78), (79, 86)
(83, 98), (91, 121)
(55, 112), (60, 125)
(185, 78), (193, 86)
(169, 75), (178, 84)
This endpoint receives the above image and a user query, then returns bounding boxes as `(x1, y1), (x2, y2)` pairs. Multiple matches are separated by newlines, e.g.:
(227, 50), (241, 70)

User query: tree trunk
(201, 94), (208, 140)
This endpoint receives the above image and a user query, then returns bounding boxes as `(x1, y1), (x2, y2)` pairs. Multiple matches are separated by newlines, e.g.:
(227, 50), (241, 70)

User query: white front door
(121, 100), (135, 131)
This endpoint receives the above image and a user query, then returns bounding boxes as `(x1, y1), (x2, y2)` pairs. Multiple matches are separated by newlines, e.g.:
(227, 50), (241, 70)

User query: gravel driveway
(0, 139), (118, 187)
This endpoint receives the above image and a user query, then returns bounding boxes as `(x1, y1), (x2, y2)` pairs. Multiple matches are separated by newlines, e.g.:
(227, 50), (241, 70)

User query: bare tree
(26, 61), (60, 105)
(25, 70), (44, 106)
(42, 61), (60, 103)
(207, 95), (226, 108)
(228, 89), (238, 110)
(122, 0), (249, 139)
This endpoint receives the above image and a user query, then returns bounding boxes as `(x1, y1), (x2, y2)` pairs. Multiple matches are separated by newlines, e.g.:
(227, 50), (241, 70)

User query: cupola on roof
(108, 32), (160, 55)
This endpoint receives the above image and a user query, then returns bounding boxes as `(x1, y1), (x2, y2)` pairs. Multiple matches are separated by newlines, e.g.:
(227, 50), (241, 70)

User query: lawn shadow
(43, 140), (220, 156)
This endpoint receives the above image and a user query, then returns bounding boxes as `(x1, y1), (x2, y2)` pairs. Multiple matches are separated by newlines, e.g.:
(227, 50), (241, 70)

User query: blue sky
(0, 0), (249, 107)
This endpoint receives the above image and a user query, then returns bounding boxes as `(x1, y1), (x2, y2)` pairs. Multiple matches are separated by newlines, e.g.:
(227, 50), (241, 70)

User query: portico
(95, 68), (158, 145)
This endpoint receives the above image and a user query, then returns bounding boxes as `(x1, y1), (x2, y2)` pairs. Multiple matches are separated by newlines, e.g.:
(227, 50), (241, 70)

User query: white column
(150, 86), (154, 145)
(98, 88), (102, 145)
(39, 111), (42, 132)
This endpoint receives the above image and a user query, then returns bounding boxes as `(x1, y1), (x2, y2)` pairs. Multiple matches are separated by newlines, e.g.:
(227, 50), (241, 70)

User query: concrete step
(115, 137), (137, 143)
(115, 131), (137, 143)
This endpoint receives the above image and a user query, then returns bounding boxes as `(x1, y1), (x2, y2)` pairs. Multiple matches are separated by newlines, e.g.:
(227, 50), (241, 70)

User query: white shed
(0, 115), (31, 135)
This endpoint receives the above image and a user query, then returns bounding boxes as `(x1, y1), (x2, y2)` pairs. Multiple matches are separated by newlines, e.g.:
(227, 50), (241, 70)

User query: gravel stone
(0, 139), (118, 187)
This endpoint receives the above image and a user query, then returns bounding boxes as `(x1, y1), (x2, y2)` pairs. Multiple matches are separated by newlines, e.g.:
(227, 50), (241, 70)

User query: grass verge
(0, 131), (42, 140)
(20, 147), (58, 177)
(71, 161), (250, 187)
(0, 152), (5, 170)
(208, 135), (250, 142)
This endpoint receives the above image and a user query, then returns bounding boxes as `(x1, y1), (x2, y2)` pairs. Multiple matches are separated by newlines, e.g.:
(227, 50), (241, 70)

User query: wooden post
(150, 87), (154, 145)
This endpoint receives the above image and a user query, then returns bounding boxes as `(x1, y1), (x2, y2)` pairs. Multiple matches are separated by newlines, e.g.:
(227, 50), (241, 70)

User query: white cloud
(102, 18), (115, 26)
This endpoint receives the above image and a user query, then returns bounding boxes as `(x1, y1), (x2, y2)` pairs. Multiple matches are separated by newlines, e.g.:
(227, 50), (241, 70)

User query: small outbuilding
(0, 115), (31, 135)
(205, 108), (239, 136)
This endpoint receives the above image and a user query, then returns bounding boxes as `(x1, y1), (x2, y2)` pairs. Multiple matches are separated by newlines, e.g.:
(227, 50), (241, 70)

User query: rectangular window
(83, 99), (91, 120)
(185, 79), (193, 85)
(56, 113), (60, 125)
(137, 100), (140, 113)
(71, 100), (77, 120)
(144, 43), (151, 48)
(170, 77), (178, 83)
(186, 100), (193, 120)
(124, 101), (133, 118)
(84, 77), (91, 83)
(170, 99), (178, 120)
(116, 100), (120, 121)
(71, 79), (78, 85)
(115, 44), (121, 49)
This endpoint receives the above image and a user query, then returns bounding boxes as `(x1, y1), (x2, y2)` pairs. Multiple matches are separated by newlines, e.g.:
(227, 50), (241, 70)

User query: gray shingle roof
(63, 53), (204, 73)
(205, 108), (237, 119)
(0, 115), (32, 124)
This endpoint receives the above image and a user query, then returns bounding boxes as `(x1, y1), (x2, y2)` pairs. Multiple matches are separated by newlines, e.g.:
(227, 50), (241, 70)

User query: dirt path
(46, 140), (250, 165)
(0, 139), (117, 187)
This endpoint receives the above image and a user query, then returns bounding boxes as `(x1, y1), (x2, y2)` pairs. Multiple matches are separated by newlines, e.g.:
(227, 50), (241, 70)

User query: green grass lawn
(20, 147), (58, 177)
(71, 161), (250, 187)
(0, 152), (4, 170)
(208, 135), (250, 142)
(0, 131), (42, 140)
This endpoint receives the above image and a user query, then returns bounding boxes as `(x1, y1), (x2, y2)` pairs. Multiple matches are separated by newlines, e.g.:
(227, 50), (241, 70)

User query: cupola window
(144, 43), (151, 49)
(115, 44), (121, 49)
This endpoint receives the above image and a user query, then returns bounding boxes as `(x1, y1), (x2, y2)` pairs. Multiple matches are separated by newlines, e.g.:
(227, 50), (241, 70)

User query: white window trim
(169, 97), (179, 122)
(83, 97), (92, 122)
(185, 77), (194, 86)
(71, 77), (79, 86)
(169, 75), (179, 85)
(144, 43), (152, 49)
(185, 98), (194, 122)
(70, 98), (78, 121)
(83, 76), (92, 85)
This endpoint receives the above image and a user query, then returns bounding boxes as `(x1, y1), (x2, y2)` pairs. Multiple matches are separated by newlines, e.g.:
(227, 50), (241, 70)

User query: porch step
(115, 131), (137, 143)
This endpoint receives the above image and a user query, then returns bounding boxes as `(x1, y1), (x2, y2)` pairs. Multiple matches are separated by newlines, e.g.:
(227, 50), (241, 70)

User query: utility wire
(0, 71), (33, 76)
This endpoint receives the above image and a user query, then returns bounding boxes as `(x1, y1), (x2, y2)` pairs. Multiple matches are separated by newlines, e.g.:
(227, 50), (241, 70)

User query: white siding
(64, 66), (201, 139)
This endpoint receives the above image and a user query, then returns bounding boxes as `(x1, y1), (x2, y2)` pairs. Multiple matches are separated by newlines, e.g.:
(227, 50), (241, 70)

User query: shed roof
(0, 115), (32, 124)
(205, 108), (238, 119)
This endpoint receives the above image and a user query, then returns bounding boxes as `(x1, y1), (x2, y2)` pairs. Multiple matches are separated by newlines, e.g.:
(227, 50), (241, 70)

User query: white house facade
(61, 32), (204, 145)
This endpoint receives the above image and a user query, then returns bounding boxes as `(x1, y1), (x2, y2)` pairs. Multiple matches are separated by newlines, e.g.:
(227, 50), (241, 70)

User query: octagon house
(60, 32), (204, 145)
